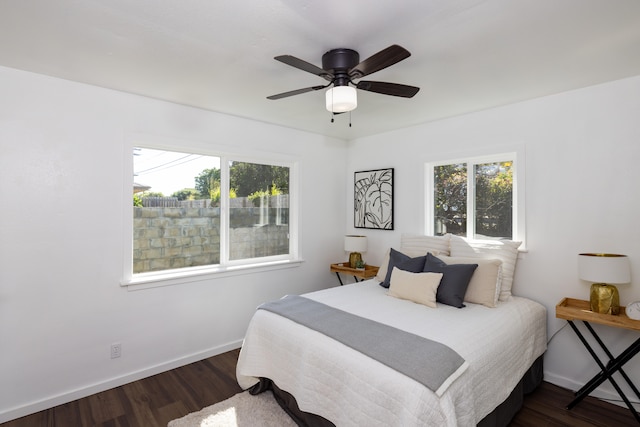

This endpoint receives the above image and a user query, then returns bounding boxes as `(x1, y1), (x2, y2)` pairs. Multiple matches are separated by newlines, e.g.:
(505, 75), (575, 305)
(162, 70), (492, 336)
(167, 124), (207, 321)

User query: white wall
(2, 65), (639, 422)
(0, 66), (347, 422)
(346, 75), (640, 405)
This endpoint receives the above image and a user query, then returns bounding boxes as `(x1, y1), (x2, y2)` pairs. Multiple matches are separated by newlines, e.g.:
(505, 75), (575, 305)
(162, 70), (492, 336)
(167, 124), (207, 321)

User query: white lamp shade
(344, 235), (367, 253)
(578, 253), (631, 284)
(326, 86), (357, 112)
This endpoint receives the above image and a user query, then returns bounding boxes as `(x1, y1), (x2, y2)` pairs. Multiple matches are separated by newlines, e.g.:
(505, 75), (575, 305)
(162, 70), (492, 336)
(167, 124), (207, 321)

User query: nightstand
(556, 297), (640, 422)
(330, 263), (379, 286)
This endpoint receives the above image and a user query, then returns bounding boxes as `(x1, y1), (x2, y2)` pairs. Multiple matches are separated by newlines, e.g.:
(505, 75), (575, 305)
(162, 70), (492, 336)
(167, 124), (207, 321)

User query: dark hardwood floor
(2, 348), (637, 426)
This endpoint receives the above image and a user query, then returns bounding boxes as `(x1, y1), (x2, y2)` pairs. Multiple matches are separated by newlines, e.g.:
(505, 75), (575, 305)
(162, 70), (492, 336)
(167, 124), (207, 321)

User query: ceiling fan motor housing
(322, 48), (359, 86)
(267, 45), (419, 101)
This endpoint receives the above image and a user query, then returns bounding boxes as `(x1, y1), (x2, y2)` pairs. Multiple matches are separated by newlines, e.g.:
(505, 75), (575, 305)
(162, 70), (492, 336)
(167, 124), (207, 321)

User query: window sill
(122, 258), (304, 291)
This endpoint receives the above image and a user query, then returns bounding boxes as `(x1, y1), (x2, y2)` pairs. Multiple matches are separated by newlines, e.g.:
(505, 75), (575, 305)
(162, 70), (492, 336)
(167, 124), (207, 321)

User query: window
(131, 147), (295, 278)
(426, 152), (524, 243)
(227, 160), (290, 261)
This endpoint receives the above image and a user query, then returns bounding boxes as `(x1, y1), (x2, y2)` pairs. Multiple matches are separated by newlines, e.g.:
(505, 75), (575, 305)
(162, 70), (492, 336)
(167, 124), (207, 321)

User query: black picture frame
(354, 168), (394, 230)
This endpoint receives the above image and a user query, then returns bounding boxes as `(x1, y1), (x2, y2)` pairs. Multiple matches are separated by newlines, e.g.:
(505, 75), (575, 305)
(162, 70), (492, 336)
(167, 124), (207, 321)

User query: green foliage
(248, 184), (282, 206)
(193, 163), (287, 205)
(171, 188), (199, 201)
(195, 168), (221, 199)
(133, 194), (143, 207)
(434, 164), (467, 235)
(139, 191), (165, 198)
(433, 162), (513, 238)
(269, 183), (282, 196)
(209, 186), (237, 205)
(248, 189), (269, 203)
(230, 162), (289, 197)
(475, 162), (513, 238)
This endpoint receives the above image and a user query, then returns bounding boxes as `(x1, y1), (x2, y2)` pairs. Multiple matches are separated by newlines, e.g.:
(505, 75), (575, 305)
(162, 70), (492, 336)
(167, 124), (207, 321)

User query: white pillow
(449, 236), (521, 301)
(400, 233), (451, 257)
(375, 234), (451, 282)
(387, 267), (443, 308)
(436, 255), (502, 308)
(375, 248), (392, 282)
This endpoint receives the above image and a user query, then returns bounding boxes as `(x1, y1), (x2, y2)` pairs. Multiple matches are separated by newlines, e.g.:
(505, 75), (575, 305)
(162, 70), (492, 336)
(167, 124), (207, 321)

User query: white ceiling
(2, 0), (640, 140)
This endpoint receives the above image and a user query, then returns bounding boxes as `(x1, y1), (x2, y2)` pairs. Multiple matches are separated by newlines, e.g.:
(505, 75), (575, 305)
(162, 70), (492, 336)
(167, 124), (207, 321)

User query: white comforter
(236, 280), (547, 426)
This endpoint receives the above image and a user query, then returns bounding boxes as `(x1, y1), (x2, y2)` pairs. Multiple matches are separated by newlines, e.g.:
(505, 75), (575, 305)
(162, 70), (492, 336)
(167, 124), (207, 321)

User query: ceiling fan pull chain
(349, 111), (352, 127)
(330, 88), (335, 123)
(331, 88), (334, 115)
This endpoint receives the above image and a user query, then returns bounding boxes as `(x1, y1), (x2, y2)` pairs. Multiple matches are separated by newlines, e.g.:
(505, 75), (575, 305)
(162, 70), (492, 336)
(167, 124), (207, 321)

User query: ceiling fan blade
(274, 55), (333, 81)
(267, 85), (326, 100)
(356, 81), (420, 98)
(349, 45), (411, 78)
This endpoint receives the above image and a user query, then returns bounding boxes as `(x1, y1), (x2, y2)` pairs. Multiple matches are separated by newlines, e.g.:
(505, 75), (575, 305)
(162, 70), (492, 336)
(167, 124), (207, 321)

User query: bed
(236, 234), (547, 426)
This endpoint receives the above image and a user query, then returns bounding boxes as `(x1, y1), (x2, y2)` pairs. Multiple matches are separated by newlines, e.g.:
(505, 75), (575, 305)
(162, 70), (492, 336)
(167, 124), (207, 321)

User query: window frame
(425, 147), (526, 246)
(122, 136), (301, 290)
(220, 155), (298, 266)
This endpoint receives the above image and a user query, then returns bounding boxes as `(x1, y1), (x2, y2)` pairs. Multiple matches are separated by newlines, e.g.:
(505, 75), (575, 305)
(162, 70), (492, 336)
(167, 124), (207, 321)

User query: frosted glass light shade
(344, 235), (367, 253)
(578, 253), (631, 284)
(326, 86), (357, 112)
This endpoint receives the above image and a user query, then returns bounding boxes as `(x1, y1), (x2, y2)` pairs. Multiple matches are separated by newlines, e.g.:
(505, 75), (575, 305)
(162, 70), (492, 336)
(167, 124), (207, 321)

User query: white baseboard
(544, 371), (637, 409)
(0, 340), (243, 424)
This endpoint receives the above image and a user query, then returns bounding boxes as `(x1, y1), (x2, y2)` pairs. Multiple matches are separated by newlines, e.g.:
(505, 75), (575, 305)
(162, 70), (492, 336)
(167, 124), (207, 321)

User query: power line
(135, 154), (205, 175)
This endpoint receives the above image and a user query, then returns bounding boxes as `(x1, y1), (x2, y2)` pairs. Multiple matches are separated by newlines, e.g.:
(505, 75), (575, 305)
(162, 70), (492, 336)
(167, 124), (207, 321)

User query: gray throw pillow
(380, 248), (427, 288)
(423, 253), (478, 308)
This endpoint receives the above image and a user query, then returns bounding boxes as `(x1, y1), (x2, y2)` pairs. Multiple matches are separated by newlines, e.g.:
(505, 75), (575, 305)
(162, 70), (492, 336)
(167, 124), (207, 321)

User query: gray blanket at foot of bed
(258, 295), (468, 396)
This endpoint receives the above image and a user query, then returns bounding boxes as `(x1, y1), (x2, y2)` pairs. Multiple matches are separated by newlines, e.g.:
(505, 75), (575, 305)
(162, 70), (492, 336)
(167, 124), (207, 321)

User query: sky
(133, 147), (221, 196)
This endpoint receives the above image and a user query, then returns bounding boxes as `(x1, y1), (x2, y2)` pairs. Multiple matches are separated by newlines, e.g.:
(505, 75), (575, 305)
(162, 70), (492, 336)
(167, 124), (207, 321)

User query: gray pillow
(380, 248), (427, 288)
(423, 253), (478, 308)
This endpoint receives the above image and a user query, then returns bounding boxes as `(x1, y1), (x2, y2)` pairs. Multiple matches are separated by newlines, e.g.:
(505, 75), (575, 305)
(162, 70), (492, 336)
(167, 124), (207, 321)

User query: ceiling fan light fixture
(325, 86), (357, 112)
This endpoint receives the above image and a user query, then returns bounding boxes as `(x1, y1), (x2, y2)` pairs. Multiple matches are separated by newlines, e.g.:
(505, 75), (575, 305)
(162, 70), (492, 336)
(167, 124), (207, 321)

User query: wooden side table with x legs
(556, 297), (640, 423)
(330, 263), (379, 286)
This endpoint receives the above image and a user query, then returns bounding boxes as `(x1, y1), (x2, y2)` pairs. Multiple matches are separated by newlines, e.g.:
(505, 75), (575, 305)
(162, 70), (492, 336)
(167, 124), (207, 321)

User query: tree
(172, 188), (199, 201)
(194, 168), (221, 199)
(433, 162), (513, 238)
(140, 191), (165, 198)
(434, 164), (467, 235)
(210, 186), (237, 206)
(475, 162), (512, 238)
(229, 162), (289, 197)
(192, 163), (289, 200)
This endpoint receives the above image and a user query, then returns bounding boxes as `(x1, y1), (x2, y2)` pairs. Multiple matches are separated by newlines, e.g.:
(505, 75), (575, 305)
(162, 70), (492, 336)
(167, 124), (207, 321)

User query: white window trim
(123, 259), (304, 291)
(425, 145), (526, 248)
(122, 134), (301, 290)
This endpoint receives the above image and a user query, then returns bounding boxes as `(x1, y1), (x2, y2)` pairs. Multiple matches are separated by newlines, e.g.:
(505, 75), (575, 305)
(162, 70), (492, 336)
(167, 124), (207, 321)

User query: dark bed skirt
(249, 354), (544, 427)
(477, 354), (544, 427)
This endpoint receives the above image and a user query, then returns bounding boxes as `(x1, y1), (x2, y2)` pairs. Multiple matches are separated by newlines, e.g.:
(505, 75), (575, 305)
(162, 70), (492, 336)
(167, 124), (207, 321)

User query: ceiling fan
(267, 45), (420, 113)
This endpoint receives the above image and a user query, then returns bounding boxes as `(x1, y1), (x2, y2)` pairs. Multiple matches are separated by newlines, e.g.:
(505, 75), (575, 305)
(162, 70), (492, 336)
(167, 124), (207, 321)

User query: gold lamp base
(349, 252), (362, 269)
(590, 283), (620, 315)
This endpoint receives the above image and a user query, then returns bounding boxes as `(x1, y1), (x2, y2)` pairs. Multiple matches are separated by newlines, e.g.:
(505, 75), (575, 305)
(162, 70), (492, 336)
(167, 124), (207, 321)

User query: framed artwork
(354, 168), (394, 230)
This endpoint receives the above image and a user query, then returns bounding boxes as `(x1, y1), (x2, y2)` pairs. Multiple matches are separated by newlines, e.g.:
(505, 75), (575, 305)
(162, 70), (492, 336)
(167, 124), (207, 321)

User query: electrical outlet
(111, 343), (121, 359)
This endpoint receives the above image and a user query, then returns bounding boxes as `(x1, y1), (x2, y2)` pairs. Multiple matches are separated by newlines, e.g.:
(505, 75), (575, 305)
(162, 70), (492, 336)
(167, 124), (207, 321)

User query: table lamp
(345, 235), (367, 268)
(578, 253), (631, 315)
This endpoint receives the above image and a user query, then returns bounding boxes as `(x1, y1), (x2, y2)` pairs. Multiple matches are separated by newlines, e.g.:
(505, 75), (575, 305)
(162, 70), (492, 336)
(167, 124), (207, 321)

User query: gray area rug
(167, 390), (297, 427)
